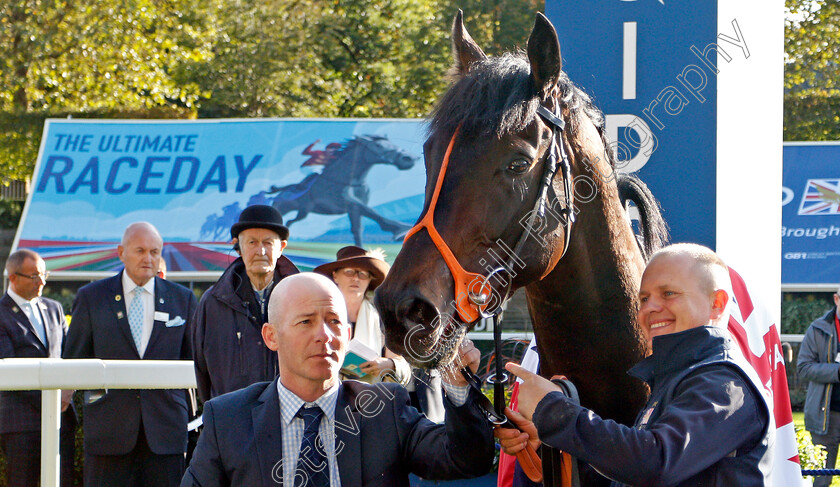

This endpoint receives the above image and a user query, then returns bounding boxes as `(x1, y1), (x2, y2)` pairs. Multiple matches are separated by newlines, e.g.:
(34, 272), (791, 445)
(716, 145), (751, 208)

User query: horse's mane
(429, 51), (615, 168)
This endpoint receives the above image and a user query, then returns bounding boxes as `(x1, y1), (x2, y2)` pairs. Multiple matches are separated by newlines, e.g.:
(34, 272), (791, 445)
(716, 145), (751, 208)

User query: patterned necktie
(128, 287), (145, 353)
(24, 301), (46, 345)
(296, 405), (329, 487)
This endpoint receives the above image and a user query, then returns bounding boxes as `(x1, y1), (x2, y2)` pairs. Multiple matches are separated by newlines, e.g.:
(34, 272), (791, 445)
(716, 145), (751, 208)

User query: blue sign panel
(782, 143), (840, 286)
(545, 1), (718, 247)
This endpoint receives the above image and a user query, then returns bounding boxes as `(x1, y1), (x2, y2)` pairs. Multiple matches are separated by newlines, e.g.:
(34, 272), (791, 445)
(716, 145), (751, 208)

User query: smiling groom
(495, 243), (775, 486)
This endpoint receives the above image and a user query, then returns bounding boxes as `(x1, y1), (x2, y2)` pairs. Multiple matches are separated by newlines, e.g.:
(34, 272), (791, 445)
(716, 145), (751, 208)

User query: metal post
(40, 389), (61, 487)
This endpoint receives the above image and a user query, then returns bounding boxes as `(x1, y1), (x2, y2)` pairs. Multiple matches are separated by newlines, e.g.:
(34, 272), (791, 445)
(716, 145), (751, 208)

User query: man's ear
(280, 240), (288, 252)
(710, 289), (729, 320)
(231, 238), (240, 255)
(262, 323), (279, 351)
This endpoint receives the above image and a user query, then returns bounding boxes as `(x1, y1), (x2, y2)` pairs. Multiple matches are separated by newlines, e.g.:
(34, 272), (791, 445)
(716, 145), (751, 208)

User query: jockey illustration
(301, 139), (342, 167)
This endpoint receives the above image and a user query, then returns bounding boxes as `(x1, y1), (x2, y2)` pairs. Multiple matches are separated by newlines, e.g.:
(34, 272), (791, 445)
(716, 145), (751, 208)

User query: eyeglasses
(339, 268), (371, 280)
(15, 271), (49, 281)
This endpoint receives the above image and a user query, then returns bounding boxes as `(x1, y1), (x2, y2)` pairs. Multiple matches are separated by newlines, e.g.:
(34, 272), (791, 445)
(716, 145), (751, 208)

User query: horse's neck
(526, 167), (646, 374)
(523, 173), (649, 423)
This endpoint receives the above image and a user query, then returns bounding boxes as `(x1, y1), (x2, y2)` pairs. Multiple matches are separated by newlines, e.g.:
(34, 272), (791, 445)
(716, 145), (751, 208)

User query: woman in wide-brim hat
(314, 246), (410, 384)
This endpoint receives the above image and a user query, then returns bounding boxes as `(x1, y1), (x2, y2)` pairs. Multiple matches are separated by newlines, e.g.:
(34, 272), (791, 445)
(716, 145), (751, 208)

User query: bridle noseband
(403, 101), (574, 324)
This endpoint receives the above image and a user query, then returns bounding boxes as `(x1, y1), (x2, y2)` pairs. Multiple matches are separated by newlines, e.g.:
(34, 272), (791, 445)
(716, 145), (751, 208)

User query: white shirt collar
(8, 288), (38, 308)
(121, 271), (155, 295)
(276, 379), (341, 427)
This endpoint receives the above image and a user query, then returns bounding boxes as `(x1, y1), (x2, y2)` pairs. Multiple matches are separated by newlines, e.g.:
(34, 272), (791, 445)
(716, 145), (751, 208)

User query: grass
(793, 411), (840, 486)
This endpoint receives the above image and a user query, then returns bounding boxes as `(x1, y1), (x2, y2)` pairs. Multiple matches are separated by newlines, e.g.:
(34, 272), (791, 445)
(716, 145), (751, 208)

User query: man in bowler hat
(192, 204), (299, 402)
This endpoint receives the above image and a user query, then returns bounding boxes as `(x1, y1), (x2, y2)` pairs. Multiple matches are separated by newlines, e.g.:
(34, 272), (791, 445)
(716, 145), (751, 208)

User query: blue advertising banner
(15, 119), (427, 276)
(782, 142), (840, 287)
(545, 0), (718, 248)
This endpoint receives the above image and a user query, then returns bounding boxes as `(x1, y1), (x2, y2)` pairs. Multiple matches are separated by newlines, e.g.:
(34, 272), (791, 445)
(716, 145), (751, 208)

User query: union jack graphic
(798, 179), (840, 215)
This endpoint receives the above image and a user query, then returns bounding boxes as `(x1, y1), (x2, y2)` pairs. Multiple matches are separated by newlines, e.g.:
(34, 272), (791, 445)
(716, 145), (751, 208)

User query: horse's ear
(451, 10), (487, 78)
(527, 12), (563, 96)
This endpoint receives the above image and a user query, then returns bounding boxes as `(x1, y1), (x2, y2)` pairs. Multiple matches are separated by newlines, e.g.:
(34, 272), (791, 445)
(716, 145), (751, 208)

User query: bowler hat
(313, 246), (390, 291)
(230, 205), (290, 241)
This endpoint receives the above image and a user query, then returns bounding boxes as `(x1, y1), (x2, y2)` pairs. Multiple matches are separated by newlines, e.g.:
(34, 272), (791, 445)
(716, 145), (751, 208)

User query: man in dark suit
(64, 222), (198, 487)
(0, 249), (76, 487)
(182, 273), (494, 487)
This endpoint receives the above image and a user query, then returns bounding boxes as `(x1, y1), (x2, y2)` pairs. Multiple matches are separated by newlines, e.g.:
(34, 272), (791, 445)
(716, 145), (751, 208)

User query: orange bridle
(402, 126), (488, 323)
(403, 103), (573, 324)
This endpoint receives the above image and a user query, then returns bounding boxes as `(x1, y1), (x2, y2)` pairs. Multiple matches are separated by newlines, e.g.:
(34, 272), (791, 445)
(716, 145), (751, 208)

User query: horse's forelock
(430, 53), (536, 141)
(429, 51), (612, 167)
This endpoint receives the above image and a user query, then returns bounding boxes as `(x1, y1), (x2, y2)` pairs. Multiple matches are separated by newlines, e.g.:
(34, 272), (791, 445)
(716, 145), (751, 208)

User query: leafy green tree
(0, 0), (213, 113)
(190, 0), (451, 118)
(0, 0), (214, 188)
(189, 0), (543, 118)
(785, 0), (840, 140)
(446, 0), (544, 54)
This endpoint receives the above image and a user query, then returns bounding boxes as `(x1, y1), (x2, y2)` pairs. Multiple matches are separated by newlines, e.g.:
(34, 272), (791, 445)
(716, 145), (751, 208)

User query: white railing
(0, 358), (196, 487)
(781, 334), (804, 343)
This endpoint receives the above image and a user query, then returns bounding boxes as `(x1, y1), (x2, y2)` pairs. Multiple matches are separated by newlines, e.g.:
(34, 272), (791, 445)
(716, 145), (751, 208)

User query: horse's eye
(506, 159), (530, 175)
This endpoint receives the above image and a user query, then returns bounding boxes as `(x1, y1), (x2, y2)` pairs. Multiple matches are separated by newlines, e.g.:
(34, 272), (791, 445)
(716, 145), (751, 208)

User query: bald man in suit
(182, 273), (494, 487)
(64, 222), (197, 487)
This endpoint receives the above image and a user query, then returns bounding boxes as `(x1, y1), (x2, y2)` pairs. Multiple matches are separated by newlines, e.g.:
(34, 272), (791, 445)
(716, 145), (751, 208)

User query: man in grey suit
(64, 222), (197, 487)
(0, 249), (76, 487)
(182, 273), (494, 487)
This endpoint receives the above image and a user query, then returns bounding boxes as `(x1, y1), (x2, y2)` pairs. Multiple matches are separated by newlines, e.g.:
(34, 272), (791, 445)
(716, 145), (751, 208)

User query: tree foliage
(785, 0), (840, 140)
(0, 0), (543, 189)
(0, 0), (213, 183)
(4, 1), (832, 188)
(190, 0), (450, 118)
(189, 0), (542, 118)
(780, 292), (833, 334)
(0, 0), (213, 113)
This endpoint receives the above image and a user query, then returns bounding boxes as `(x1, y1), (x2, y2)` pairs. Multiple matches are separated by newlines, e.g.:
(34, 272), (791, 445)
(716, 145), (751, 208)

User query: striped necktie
(296, 405), (329, 487)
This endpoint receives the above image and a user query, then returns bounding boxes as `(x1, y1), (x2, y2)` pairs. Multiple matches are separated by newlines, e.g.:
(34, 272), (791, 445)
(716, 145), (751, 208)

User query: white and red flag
(726, 267), (802, 486)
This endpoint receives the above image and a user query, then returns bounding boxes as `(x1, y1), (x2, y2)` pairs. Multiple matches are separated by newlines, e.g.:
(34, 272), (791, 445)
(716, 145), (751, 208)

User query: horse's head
(350, 135), (417, 170)
(376, 11), (616, 368)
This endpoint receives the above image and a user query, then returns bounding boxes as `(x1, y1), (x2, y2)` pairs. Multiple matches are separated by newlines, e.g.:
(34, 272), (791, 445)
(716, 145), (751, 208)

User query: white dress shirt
(276, 380), (342, 487)
(8, 288), (47, 346)
(121, 272), (155, 357)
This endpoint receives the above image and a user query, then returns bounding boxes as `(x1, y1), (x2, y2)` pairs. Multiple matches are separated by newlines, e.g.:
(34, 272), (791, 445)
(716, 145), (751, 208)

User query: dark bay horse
(264, 135), (417, 246)
(375, 12), (668, 484)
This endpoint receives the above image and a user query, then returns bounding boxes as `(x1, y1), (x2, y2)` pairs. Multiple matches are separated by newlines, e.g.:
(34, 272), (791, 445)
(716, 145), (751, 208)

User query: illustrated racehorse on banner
(265, 134), (417, 246)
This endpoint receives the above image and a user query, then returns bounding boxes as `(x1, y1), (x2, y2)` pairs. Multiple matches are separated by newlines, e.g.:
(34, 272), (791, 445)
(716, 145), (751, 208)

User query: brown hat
(313, 246), (390, 290)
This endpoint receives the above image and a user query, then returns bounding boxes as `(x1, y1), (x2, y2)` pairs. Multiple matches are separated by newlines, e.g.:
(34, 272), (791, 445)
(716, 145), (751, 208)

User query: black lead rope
(492, 313), (506, 414)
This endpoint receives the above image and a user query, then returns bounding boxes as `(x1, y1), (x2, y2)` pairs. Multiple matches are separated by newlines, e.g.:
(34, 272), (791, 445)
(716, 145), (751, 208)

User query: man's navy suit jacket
(63, 271), (197, 456)
(0, 293), (67, 433)
(181, 378), (495, 487)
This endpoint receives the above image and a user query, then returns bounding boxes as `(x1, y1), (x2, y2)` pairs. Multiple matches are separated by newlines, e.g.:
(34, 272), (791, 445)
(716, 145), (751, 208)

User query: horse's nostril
(396, 296), (437, 329)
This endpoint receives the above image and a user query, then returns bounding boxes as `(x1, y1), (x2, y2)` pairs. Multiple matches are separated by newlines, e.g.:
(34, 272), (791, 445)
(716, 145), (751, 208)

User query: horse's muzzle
(374, 287), (463, 368)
